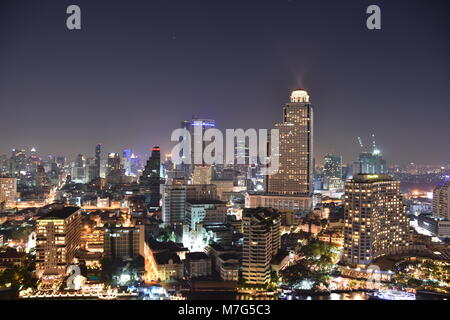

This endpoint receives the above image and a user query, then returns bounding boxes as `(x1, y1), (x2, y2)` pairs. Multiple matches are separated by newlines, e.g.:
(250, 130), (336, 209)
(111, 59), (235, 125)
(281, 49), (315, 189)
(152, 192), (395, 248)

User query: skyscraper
(191, 117), (216, 167)
(104, 224), (145, 261)
(250, 89), (314, 211)
(242, 208), (281, 285)
(141, 146), (161, 207)
(323, 154), (343, 190)
(267, 89), (313, 196)
(94, 144), (101, 180)
(106, 153), (124, 184)
(432, 181), (450, 220)
(343, 174), (410, 266)
(358, 150), (386, 174)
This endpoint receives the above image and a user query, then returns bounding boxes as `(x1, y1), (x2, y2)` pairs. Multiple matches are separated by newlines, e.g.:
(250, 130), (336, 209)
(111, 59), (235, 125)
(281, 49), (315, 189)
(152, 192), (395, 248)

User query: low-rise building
(154, 251), (184, 282)
(184, 252), (211, 278)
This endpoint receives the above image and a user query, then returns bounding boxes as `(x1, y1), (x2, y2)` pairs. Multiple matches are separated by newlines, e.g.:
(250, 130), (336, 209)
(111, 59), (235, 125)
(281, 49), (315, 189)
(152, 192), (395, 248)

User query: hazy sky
(0, 0), (449, 165)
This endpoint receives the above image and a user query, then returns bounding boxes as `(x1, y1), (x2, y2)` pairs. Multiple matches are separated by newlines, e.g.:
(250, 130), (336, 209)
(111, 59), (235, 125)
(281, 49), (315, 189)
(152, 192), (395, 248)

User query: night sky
(0, 0), (449, 165)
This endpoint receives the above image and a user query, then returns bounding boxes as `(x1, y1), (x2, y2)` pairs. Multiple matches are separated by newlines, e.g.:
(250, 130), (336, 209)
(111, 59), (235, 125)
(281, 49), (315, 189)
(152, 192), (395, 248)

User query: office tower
(192, 165), (212, 185)
(35, 165), (48, 188)
(122, 148), (132, 176)
(106, 152), (124, 184)
(0, 177), (17, 205)
(94, 144), (101, 179)
(323, 154), (343, 190)
(191, 117), (216, 166)
(71, 155), (87, 184)
(86, 157), (97, 182)
(129, 153), (140, 177)
(324, 154), (342, 180)
(141, 146), (161, 207)
(162, 184), (218, 225)
(432, 181), (450, 219)
(103, 224), (145, 261)
(248, 89), (313, 211)
(185, 200), (227, 230)
(0, 155), (8, 175)
(162, 185), (187, 226)
(9, 149), (27, 178)
(266, 89), (313, 197)
(242, 208), (281, 285)
(343, 174), (410, 266)
(35, 207), (82, 278)
(358, 150), (386, 174)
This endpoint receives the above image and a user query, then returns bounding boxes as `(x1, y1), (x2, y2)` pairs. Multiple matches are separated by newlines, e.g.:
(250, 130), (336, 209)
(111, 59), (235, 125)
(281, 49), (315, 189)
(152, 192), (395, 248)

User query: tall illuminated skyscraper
(266, 89), (313, 197)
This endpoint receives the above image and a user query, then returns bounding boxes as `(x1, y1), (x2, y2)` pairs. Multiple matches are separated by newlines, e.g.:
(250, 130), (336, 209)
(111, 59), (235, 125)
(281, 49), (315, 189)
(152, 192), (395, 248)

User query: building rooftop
(186, 200), (226, 205)
(38, 206), (80, 220)
(154, 252), (181, 265)
(349, 174), (395, 183)
(186, 252), (209, 260)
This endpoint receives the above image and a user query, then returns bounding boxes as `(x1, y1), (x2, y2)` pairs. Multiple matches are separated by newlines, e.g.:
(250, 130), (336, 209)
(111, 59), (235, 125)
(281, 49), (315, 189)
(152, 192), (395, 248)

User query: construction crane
(357, 137), (364, 149)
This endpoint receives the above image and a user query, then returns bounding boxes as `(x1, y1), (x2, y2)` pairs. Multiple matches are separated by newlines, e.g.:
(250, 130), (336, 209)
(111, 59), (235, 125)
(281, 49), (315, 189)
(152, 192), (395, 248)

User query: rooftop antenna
(372, 133), (377, 151)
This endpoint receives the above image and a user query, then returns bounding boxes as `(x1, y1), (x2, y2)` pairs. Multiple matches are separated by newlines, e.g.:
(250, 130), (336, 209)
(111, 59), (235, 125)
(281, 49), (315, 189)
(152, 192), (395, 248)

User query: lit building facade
(103, 224), (145, 261)
(0, 177), (17, 205)
(432, 181), (450, 220)
(266, 89), (313, 198)
(242, 208), (281, 285)
(185, 200), (227, 230)
(35, 207), (82, 278)
(343, 174), (410, 266)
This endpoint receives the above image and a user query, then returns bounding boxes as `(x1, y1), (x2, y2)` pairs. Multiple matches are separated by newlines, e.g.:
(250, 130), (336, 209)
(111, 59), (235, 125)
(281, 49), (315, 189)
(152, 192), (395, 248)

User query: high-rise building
(192, 165), (212, 185)
(324, 154), (342, 180)
(162, 184), (218, 225)
(106, 153), (124, 184)
(343, 174), (410, 266)
(94, 144), (101, 179)
(191, 117), (216, 166)
(432, 181), (450, 220)
(0, 177), (17, 205)
(9, 149), (27, 180)
(35, 206), (82, 278)
(103, 224), (145, 261)
(266, 89), (313, 197)
(323, 154), (343, 190)
(242, 208), (281, 285)
(141, 146), (161, 207)
(185, 200), (227, 230)
(358, 150), (386, 174)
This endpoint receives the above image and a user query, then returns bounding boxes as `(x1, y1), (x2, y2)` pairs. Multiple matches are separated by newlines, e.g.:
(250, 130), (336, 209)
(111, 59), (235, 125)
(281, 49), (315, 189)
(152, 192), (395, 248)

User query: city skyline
(1, 0), (450, 164)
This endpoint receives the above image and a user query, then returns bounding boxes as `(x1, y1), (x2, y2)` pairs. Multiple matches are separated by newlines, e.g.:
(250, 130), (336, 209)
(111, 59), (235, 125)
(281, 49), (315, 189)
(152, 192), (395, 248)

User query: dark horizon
(1, 0), (449, 165)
